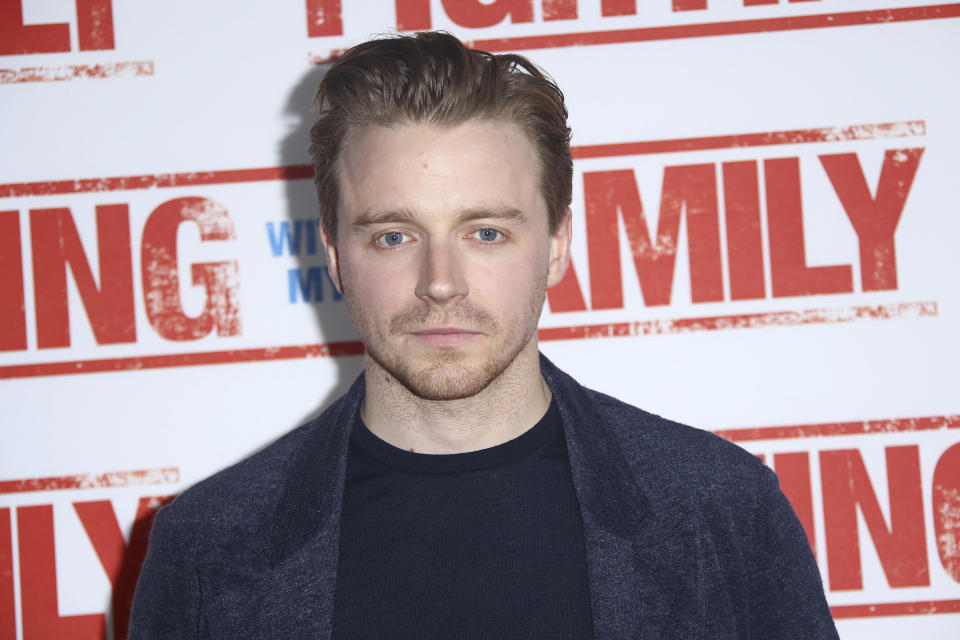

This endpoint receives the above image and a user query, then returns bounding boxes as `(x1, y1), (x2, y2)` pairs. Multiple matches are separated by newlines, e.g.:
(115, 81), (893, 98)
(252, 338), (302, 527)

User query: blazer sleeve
(749, 466), (840, 640)
(128, 503), (205, 639)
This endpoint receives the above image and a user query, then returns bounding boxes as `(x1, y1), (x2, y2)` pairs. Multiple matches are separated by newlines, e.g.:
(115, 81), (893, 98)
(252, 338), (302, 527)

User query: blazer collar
(542, 355), (703, 639)
(540, 354), (654, 541)
(198, 375), (364, 639)
(263, 374), (363, 564)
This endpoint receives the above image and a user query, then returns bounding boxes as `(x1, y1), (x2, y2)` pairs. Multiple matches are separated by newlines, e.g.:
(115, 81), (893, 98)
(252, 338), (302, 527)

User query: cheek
(470, 249), (550, 302)
(342, 251), (407, 291)
(340, 257), (400, 315)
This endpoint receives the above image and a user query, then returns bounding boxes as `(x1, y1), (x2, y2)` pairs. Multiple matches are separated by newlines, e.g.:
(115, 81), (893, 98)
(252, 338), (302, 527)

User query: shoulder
(595, 387), (763, 488)
(594, 388), (766, 503)
(542, 355), (769, 507)
(130, 382), (361, 635)
(151, 380), (360, 557)
(544, 356), (838, 637)
(163, 418), (320, 528)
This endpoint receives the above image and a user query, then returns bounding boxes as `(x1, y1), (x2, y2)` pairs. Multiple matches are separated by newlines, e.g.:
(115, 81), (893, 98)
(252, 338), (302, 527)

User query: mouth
(409, 327), (483, 348)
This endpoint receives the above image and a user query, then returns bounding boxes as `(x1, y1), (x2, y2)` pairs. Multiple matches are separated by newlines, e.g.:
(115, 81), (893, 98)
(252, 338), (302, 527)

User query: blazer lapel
(198, 377), (363, 639)
(543, 357), (737, 640)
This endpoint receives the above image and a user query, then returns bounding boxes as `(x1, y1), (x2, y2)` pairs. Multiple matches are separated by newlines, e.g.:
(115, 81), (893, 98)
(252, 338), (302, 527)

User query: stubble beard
(346, 275), (548, 402)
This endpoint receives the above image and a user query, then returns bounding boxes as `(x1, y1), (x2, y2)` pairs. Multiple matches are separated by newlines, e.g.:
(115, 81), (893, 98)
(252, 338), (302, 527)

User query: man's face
(324, 119), (571, 401)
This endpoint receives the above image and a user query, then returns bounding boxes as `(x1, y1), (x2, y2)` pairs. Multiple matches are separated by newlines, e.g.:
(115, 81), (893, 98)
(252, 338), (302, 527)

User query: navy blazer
(130, 356), (839, 639)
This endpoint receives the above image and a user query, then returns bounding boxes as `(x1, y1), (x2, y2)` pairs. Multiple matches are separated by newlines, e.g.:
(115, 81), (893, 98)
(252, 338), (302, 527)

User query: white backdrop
(1, 1), (959, 638)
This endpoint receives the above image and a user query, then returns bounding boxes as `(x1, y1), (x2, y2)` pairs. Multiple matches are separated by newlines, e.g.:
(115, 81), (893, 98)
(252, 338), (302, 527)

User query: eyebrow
(454, 207), (529, 226)
(350, 206), (529, 230)
(350, 208), (417, 230)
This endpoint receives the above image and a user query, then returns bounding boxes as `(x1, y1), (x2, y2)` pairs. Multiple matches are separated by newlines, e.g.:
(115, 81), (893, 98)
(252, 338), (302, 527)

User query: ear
(546, 208), (573, 288)
(319, 223), (344, 294)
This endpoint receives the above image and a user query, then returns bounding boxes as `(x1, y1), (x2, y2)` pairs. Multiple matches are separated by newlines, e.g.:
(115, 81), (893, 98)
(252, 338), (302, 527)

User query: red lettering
(305, 0), (343, 37)
(1, 509), (14, 640)
(0, 211), (27, 351)
(17, 505), (105, 638)
(583, 164), (722, 309)
(601, 0), (635, 16)
(0, 0), (114, 54)
(396, 0), (431, 30)
(584, 169), (665, 309)
(29, 205), (136, 349)
(443, 0), (533, 28)
(0, 1), (70, 55)
(75, 501), (124, 579)
(819, 148), (923, 292)
(543, 0), (577, 20)
(765, 157), (853, 297)
(932, 442), (960, 583)
(73, 501), (124, 639)
(678, 0), (821, 12)
(75, 0), (115, 51)
(141, 197), (240, 341)
(397, 0), (568, 27)
(74, 496), (171, 640)
(546, 260), (587, 312)
(738, 0), (823, 5)
(667, 163), (723, 303)
(821, 446), (928, 590)
(722, 161), (765, 300)
(773, 452), (817, 559)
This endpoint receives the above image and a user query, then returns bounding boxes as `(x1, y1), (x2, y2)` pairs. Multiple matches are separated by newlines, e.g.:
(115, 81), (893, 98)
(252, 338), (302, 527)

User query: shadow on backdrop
(278, 61), (365, 425)
(111, 62), (362, 640)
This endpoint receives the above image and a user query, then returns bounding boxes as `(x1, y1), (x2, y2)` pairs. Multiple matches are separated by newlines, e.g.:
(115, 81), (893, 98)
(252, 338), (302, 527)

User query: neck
(361, 342), (551, 454)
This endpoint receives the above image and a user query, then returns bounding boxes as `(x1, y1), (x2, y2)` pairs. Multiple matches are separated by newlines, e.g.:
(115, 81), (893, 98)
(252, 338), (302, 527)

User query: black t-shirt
(330, 400), (594, 639)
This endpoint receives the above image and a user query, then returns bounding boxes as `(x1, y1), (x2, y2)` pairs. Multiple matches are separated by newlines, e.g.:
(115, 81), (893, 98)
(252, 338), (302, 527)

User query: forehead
(337, 120), (547, 226)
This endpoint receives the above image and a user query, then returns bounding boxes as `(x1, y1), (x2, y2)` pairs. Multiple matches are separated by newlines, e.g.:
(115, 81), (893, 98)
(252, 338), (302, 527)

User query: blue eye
(474, 228), (502, 242)
(378, 231), (406, 247)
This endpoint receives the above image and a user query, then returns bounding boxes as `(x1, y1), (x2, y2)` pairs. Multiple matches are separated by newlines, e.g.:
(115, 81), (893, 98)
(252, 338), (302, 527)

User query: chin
(371, 348), (515, 401)
(405, 365), (498, 401)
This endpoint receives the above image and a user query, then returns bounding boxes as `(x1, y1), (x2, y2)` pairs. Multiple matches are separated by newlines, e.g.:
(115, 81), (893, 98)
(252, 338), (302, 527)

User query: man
(131, 32), (839, 639)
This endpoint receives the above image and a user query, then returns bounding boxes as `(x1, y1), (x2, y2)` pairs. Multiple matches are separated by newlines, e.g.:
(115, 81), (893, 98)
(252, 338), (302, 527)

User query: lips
(410, 327), (483, 348)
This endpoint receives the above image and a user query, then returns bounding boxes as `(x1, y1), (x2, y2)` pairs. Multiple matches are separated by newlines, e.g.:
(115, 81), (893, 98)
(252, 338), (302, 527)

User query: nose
(415, 239), (468, 304)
